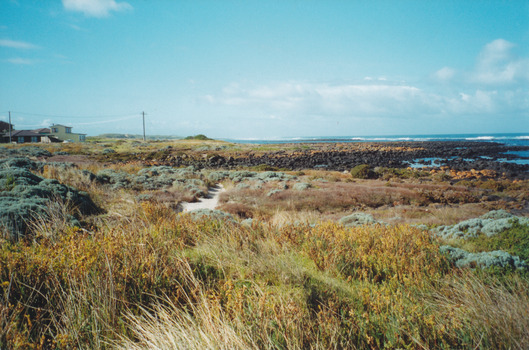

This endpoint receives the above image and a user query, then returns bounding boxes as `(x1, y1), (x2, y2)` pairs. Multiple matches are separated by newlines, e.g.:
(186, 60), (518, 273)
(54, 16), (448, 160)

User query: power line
(15, 116), (144, 128)
(76, 115), (139, 125)
(9, 111), (141, 119)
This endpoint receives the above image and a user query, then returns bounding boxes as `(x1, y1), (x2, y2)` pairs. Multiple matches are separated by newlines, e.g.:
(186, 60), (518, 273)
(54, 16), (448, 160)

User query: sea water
(225, 133), (529, 146)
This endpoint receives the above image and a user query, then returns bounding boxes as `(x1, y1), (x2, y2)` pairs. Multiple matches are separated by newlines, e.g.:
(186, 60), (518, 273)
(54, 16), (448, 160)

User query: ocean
(223, 133), (529, 166)
(224, 133), (529, 146)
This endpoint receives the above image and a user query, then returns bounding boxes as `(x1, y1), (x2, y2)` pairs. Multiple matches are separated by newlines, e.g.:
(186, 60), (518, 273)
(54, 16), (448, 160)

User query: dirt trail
(181, 184), (226, 212)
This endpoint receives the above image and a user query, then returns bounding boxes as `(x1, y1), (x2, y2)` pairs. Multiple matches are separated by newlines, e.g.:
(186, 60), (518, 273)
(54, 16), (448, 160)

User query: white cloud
(62, 0), (132, 18)
(204, 38), (529, 135)
(434, 67), (456, 81)
(209, 81), (439, 118)
(6, 57), (36, 65)
(208, 77), (528, 125)
(471, 38), (529, 84)
(0, 39), (38, 49)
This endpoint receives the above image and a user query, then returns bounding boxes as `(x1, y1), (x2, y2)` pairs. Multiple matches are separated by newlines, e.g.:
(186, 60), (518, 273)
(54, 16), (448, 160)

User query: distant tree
(185, 134), (211, 140)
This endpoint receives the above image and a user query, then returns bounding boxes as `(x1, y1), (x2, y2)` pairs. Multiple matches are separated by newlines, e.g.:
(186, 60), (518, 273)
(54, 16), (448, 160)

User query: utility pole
(142, 111), (146, 141)
(8, 111), (12, 143)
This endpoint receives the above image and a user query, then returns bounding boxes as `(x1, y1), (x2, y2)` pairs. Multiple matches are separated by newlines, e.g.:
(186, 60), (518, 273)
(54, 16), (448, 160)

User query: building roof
(32, 128), (51, 134)
(50, 124), (72, 128)
(6, 130), (41, 137)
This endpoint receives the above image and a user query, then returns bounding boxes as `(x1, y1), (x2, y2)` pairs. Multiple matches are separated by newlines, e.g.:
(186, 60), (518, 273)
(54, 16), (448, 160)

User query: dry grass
(219, 179), (490, 223)
(367, 203), (487, 226)
(41, 165), (98, 192)
(2, 195), (529, 349)
(113, 260), (256, 350)
(28, 197), (80, 241)
(270, 210), (321, 227)
(430, 271), (529, 349)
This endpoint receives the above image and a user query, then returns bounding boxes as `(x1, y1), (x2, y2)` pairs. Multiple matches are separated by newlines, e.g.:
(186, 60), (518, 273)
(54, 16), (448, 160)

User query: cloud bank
(206, 39), (529, 130)
(62, 0), (132, 18)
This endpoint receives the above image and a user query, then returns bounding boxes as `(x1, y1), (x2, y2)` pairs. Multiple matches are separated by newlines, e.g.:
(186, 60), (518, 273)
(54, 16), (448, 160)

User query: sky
(1, 0), (528, 139)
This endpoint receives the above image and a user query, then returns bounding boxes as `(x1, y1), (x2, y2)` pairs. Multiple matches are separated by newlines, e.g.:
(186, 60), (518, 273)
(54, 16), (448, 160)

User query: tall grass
(2, 195), (528, 349)
(431, 271), (529, 349)
(114, 260), (255, 350)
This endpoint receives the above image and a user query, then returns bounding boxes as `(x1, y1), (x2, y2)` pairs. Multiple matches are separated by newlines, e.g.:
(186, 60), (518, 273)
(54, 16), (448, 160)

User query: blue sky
(1, 0), (528, 138)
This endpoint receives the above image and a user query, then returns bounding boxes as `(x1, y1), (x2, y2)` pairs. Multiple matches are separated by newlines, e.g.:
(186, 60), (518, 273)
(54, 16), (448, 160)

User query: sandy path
(181, 184), (226, 212)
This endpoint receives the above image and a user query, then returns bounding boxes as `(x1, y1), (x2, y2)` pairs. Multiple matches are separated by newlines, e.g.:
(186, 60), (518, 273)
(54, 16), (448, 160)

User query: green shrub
(468, 220), (529, 261)
(440, 245), (527, 270)
(350, 164), (375, 179)
(187, 209), (236, 223)
(0, 157), (40, 170)
(338, 212), (378, 227)
(293, 182), (311, 191)
(0, 162), (99, 239)
(185, 134), (211, 140)
(250, 164), (279, 172)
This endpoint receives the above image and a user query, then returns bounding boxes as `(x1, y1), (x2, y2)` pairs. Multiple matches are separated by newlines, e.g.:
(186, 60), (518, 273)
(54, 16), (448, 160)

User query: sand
(181, 184), (226, 212)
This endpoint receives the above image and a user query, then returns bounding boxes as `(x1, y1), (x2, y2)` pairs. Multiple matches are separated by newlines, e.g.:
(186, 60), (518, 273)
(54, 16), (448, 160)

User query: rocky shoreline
(134, 141), (529, 178)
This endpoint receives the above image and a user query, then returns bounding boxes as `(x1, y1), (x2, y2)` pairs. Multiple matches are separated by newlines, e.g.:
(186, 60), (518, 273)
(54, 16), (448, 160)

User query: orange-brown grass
(220, 180), (487, 218)
(276, 222), (450, 286)
(0, 201), (196, 348)
(270, 210), (321, 227)
(366, 203), (488, 226)
(2, 194), (528, 348)
(41, 165), (99, 193)
(220, 181), (416, 216)
(294, 169), (352, 182)
(430, 270), (529, 349)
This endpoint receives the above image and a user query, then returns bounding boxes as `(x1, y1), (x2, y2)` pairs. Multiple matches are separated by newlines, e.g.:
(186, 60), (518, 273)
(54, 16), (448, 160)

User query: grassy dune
(1, 140), (528, 349)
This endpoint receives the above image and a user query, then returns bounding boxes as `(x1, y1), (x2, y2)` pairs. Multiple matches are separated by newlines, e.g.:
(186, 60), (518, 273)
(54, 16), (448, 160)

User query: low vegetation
(1, 140), (528, 349)
(184, 134), (212, 141)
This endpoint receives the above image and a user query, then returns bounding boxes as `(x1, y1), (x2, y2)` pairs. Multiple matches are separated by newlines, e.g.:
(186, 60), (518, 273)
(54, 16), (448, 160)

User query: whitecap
(465, 136), (495, 141)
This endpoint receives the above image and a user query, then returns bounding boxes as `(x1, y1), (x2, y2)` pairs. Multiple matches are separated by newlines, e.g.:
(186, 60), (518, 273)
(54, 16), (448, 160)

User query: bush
(292, 182), (311, 191)
(185, 134), (211, 140)
(0, 162), (99, 239)
(208, 171), (230, 182)
(480, 209), (513, 220)
(256, 171), (295, 182)
(229, 171), (257, 182)
(102, 148), (116, 154)
(350, 164), (375, 179)
(96, 166), (206, 192)
(250, 164), (279, 171)
(467, 220), (529, 261)
(433, 210), (523, 240)
(96, 169), (133, 189)
(338, 212), (377, 227)
(0, 146), (52, 158)
(266, 189), (282, 197)
(186, 209), (236, 223)
(440, 246), (528, 270)
(0, 157), (40, 170)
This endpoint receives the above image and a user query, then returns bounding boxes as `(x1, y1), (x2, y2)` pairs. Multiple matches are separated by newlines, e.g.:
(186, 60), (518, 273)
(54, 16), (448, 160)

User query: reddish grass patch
(220, 179), (490, 218)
